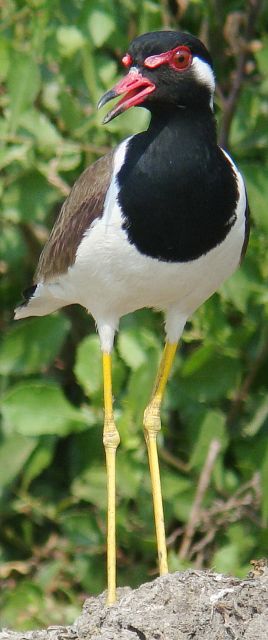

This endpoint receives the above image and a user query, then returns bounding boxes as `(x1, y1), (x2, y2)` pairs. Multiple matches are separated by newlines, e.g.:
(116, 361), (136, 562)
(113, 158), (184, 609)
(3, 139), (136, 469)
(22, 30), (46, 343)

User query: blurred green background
(1, 0), (268, 630)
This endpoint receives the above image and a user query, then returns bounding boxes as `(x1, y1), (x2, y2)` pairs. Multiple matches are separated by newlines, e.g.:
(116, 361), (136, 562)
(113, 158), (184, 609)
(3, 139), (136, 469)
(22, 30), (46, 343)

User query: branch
(181, 473), (261, 567)
(227, 336), (268, 426)
(178, 439), (221, 560)
(159, 446), (189, 473)
(47, 159), (71, 197)
(218, 0), (262, 149)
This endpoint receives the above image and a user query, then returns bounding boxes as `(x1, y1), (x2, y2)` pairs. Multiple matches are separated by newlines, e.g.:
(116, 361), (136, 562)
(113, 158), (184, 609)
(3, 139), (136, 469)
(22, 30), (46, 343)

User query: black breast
(117, 109), (239, 263)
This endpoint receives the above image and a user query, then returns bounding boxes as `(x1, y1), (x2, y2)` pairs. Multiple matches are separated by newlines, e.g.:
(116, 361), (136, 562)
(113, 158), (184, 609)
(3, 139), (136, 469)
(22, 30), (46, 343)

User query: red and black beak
(98, 70), (155, 124)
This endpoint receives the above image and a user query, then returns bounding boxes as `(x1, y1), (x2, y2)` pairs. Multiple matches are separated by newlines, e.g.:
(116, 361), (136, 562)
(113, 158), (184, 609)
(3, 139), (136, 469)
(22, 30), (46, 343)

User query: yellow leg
(102, 352), (120, 605)
(143, 341), (178, 575)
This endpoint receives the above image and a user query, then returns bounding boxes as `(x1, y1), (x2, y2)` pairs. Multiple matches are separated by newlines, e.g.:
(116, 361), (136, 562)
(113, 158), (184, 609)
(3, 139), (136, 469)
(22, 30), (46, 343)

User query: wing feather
(35, 149), (114, 282)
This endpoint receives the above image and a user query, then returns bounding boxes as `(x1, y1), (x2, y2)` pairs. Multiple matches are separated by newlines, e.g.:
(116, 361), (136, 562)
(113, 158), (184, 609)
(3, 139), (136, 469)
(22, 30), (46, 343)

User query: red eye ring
(122, 53), (132, 68)
(144, 45), (192, 72)
(170, 47), (192, 71)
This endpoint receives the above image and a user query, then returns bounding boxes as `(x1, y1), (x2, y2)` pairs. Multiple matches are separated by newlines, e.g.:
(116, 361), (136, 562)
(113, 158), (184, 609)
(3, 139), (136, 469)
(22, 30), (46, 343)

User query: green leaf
(212, 543), (241, 574)
(59, 92), (83, 131)
(212, 524), (254, 576)
(0, 315), (70, 376)
(220, 268), (254, 313)
(16, 171), (59, 222)
(180, 351), (241, 402)
(74, 334), (125, 400)
(19, 109), (62, 152)
(190, 410), (228, 470)
(60, 511), (103, 547)
(117, 452), (143, 499)
(74, 335), (103, 397)
(7, 52), (41, 132)
(118, 327), (148, 370)
(22, 437), (56, 489)
(38, 142), (81, 174)
(71, 464), (107, 509)
(172, 488), (196, 522)
(87, 9), (115, 47)
(73, 554), (105, 594)
(98, 58), (117, 87)
(1, 381), (86, 436)
(57, 26), (85, 58)
(261, 443), (268, 524)
(0, 140), (31, 171)
(0, 435), (36, 492)
(182, 344), (213, 377)
(1, 580), (44, 630)
(255, 36), (268, 76)
(241, 163), (268, 231)
(42, 81), (60, 113)
(125, 352), (159, 423)
(0, 37), (10, 81)
(244, 395), (268, 436)
(161, 471), (192, 500)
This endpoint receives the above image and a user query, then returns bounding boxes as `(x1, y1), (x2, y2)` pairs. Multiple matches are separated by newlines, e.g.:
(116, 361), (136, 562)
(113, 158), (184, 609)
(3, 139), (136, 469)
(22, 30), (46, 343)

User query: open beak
(98, 70), (155, 124)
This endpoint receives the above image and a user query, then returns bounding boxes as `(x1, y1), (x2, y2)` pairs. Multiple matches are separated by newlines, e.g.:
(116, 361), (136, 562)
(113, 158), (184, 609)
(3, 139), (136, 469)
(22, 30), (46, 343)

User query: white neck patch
(192, 56), (215, 108)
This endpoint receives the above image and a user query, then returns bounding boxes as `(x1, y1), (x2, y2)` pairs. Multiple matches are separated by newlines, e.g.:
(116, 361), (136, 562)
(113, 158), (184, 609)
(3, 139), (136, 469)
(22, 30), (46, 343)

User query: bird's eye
(171, 47), (192, 71)
(122, 53), (132, 68)
(143, 46), (192, 71)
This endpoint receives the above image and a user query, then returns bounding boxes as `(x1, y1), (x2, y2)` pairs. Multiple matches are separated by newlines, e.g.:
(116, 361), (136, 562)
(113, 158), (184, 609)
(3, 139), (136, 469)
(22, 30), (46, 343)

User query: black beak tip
(102, 109), (118, 125)
(102, 113), (111, 125)
(97, 95), (106, 111)
(97, 89), (117, 111)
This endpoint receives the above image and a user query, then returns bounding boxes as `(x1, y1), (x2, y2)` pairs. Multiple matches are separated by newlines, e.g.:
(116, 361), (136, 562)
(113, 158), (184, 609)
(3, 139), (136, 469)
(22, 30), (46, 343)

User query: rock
(1, 568), (268, 640)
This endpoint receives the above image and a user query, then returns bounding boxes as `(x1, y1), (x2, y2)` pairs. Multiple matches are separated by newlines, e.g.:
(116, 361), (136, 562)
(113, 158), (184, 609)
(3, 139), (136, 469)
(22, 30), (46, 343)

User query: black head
(98, 31), (215, 123)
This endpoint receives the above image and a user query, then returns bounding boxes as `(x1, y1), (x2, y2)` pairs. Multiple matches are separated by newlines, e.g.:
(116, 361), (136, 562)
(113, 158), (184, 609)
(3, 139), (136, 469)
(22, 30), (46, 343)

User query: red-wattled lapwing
(15, 30), (249, 604)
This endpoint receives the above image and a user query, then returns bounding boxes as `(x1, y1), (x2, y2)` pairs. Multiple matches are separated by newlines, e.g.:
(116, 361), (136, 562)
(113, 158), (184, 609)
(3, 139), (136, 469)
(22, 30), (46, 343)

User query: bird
(15, 30), (249, 605)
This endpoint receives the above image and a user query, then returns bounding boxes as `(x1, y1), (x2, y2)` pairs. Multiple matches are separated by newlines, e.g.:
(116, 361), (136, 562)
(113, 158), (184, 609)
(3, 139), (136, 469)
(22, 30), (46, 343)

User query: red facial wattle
(122, 53), (133, 68)
(144, 45), (192, 71)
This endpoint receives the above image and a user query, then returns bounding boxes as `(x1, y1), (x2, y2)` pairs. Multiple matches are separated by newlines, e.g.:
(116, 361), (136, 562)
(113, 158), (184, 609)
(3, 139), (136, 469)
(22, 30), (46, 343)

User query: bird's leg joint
(103, 418), (120, 449)
(143, 399), (161, 439)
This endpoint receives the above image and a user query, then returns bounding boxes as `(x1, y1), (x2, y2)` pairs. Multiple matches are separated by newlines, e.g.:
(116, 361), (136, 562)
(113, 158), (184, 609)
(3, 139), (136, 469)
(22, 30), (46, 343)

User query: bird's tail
(14, 283), (64, 320)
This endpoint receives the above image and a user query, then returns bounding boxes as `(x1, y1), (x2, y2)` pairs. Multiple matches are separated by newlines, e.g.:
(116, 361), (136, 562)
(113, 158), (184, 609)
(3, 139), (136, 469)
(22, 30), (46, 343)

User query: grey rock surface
(1, 568), (268, 640)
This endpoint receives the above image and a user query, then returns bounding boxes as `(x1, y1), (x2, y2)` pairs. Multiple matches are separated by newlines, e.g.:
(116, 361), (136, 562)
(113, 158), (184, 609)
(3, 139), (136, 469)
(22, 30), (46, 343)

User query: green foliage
(0, 316), (70, 375)
(1, 0), (268, 629)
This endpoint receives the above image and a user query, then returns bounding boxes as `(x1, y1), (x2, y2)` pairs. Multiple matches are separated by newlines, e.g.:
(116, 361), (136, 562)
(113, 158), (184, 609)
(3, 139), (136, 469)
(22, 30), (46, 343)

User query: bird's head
(98, 31), (215, 124)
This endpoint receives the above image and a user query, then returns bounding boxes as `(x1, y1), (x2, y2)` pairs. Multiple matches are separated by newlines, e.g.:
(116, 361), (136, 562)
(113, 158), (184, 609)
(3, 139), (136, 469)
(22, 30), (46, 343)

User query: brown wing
(35, 149), (114, 282)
